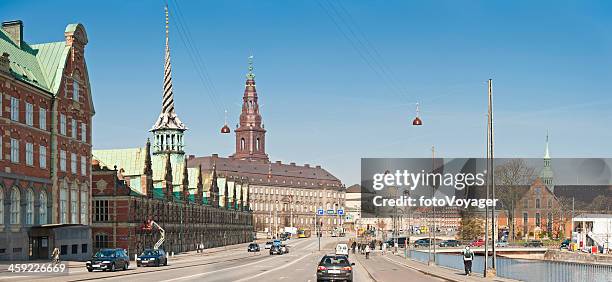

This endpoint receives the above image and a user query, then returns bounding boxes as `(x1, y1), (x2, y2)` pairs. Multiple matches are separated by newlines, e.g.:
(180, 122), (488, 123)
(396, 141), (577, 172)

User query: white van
(335, 243), (349, 257)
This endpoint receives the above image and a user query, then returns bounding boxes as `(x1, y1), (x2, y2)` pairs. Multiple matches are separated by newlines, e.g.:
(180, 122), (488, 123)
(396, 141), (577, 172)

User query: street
(0, 237), (448, 282)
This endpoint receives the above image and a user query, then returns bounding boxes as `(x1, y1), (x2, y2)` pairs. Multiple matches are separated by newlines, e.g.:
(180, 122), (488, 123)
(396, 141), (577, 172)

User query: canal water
(408, 250), (612, 282)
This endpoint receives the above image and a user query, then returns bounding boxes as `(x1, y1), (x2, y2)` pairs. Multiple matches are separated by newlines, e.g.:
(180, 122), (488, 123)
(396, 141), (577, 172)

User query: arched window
(256, 138), (260, 151)
(80, 185), (88, 224)
(71, 183), (78, 224)
(10, 187), (20, 225)
(25, 189), (34, 225)
(39, 191), (47, 225)
(0, 187), (4, 225)
(240, 138), (245, 150)
(60, 183), (68, 223)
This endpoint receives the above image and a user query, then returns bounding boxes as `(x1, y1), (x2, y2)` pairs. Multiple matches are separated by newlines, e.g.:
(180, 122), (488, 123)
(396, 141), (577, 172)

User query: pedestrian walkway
(384, 251), (519, 282)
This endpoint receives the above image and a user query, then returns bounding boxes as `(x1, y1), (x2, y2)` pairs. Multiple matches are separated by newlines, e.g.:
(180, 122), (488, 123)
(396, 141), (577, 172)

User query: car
(248, 243), (260, 252)
(280, 245), (289, 254)
(387, 237), (408, 248)
(317, 255), (354, 282)
(270, 245), (284, 255)
(439, 239), (461, 247)
(335, 243), (349, 257)
(524, 240), (543, 247)
(469, 239), (485, 247)
(560, 239), (571, 250)
(264, 241), (273, 249)
(413, 238), (431, 248)
(495, 241), (509, 248)
(273, 239), (282, 247)
(136, 249), (167, 267)
(86, 248), (129, 272)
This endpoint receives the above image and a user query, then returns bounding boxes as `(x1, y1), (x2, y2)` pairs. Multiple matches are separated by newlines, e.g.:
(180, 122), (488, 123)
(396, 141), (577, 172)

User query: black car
(386, 237), (408, 248)
(560, 239), (571, 249)
(439, 239), (461, 247)
(524, 240), (544, 247)
(317, 255), (354, 282)
(86, 248), (129, 272)
(248, 243), (260, 252)
(270, 245), (283, 255)
(137, 249), (167, 267)
(413, 238), (431, 247)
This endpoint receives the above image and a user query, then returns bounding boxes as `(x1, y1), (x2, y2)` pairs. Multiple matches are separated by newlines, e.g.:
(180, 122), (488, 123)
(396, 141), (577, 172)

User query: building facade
(0, 20), (94, 260)
(188, 59), (345, 237)
(90, 8), (252, 255)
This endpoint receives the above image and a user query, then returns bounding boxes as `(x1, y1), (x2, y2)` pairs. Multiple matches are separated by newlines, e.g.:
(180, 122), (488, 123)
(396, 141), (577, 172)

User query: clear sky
(4, 0), (612, 185)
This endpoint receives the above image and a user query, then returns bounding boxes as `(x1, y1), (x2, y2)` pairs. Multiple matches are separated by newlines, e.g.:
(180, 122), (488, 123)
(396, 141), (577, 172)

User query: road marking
(233, 253), (311, 282)
(160, 255), (277, 282)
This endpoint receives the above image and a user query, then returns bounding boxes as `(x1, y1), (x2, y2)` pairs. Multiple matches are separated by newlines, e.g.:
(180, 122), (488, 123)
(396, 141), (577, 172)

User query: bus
(297, 228), (311, 238)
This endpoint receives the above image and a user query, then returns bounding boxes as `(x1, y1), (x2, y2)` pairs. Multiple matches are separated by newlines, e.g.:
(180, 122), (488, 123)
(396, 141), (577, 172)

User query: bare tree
(495, 159), (535, 241)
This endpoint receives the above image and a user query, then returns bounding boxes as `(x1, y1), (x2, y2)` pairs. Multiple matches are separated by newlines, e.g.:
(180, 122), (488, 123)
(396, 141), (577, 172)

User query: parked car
(439, 239), (461, 247)
(469, 239), (485, 247)
(317, 255), (354, 282)
(86, 248), (130, 272)
(560, 239), (571, 250)
(495, 241), (509, 248)
(264, 241), (273, 249)
(248, 243), (260, 252)
(524, 240), (543, 247)
(136, 249), (167, 267)
(413, 238), (431, 248)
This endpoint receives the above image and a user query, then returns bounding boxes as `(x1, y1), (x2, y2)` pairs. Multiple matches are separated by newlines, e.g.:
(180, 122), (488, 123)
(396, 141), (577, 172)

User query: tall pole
(489, 78), (497, 269)
(484, 111), (490, 277)
(432, 145), (436, 263)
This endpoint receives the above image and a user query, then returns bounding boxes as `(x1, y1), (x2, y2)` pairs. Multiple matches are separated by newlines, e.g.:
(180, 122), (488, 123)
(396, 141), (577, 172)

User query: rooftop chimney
(275, 161), (281, 164)
(315, 165), (321, 169)
(188, 155), (195, 160)
(212, 153), (219, 158)
(290, 162), (296, 166)
(0, 53), (9, 74)
(2, 20), (23, 48)
(304, 164), (310, 168)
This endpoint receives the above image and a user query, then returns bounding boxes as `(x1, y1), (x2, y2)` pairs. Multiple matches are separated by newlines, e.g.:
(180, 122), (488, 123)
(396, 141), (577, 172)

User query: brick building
(0, 20), (94, 260)
(188, 58), (345, 237)
(91, 8), (252, 255)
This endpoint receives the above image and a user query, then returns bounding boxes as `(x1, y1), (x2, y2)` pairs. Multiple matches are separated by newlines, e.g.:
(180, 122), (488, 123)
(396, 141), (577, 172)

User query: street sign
(337, 209), (344, 216)
(327, 209), (335, 215)
(316, 209), (324, 216)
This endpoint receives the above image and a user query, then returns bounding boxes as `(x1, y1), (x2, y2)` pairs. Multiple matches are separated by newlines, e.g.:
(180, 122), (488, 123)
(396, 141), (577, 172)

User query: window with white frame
(81, 123), (86, 142)
(80, 187), (88, 224)
(25, 102), (33, 126)
(25, 142), (33, 166)
(60, 114), (66, 135)
(39, 191), (47, 225)
(81, 155), (86, 175)
(71, 153), (77, 174)
(10, 187), (20, 225)
(10, 97), (19, 121)
(71, 119), (77, 139)
(10, 138), (19, 163)
(60, 150), (66, 171)
(25, 189), (33, 225)
(73, 79), (79, 101)
(39, 145), (47, 169)
(70, 186), (78, 224)
(60, 184), (68, 223)
(39, 107), (47, 130)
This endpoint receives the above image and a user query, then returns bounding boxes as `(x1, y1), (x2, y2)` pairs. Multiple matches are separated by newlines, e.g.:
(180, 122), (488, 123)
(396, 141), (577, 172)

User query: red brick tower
(232, 56), (268, 161)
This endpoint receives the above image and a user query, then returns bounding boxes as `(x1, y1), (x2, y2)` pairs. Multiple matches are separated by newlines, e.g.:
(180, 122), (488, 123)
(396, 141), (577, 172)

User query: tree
(495, 159), (535, 241)
(459, 215), (484, 240)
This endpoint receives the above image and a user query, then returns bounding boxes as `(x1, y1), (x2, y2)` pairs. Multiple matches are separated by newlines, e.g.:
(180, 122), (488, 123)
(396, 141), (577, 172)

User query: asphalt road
(0, 237), (445, 282)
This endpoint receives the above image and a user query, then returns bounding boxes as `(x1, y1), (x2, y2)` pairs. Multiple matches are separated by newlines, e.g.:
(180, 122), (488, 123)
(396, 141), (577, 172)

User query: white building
(573, 214), (612, 252)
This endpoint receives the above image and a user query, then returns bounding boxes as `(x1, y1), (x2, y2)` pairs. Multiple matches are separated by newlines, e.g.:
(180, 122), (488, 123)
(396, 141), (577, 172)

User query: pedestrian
(365, 244), (371, 259)
(382, 242), (387, 255)
(51, 247), (60, 265)
(351, 241), (356, 254)
(462, 246), (474, 275)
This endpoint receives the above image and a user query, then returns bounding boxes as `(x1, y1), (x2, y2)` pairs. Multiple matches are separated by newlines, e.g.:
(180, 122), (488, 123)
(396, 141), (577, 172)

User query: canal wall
(544, 249), (612, 265)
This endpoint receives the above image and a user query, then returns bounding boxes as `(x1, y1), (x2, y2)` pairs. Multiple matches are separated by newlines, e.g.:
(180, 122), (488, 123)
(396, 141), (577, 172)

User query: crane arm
(150, 220), (166, 250)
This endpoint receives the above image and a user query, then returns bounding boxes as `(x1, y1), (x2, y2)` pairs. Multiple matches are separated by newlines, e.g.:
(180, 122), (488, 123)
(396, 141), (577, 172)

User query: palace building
(0, 20), (95, 261)
(188, 58), (345, 237)
(91, 8), (252, 255)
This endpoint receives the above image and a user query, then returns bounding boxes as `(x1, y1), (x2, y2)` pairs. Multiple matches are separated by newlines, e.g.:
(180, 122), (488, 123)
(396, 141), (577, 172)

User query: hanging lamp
(412, 102), (423, 126)
(221, 110), (231, 134)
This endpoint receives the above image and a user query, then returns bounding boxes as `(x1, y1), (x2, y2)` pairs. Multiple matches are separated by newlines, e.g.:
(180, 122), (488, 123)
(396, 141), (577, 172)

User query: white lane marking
(161, 255), (278, 282)
(233, 253), (311, 282)
(0, 276), (28, 280)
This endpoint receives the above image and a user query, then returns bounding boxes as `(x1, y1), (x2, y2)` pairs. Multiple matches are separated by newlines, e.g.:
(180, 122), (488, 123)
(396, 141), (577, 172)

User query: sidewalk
(385, 251), (518, 282)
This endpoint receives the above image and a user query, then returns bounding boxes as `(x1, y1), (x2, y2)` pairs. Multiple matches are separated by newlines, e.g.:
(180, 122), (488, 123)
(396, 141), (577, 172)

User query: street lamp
(220, 110), (231, 134)
(412, 103), (423, 126)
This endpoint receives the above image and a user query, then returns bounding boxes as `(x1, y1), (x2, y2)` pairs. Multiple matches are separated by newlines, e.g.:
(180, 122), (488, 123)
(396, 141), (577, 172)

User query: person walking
(351, 241), (356, 254)
(382, 242), (387, 255)
(52, 247), (60, 265)
(462, 246), (474, 275)
(365, 244), (371, 259)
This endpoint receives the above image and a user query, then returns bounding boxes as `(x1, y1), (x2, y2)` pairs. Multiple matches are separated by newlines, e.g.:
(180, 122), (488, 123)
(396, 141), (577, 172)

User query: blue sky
(4, 0), (612, 185)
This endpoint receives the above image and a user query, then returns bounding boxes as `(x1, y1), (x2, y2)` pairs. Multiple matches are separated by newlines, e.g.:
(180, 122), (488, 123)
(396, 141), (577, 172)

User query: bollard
(134, 254), (138, 262)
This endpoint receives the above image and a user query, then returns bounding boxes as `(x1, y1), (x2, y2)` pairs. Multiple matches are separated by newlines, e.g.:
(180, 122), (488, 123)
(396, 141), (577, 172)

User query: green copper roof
(0, 29), (69, 93)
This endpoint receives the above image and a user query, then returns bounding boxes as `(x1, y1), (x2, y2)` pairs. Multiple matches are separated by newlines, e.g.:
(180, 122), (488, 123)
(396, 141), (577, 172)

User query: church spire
(232, 56), (268, 161)
(151, 5), (187, 154)
(544, 131), (550, 160)
(540, 131), (554, 191)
